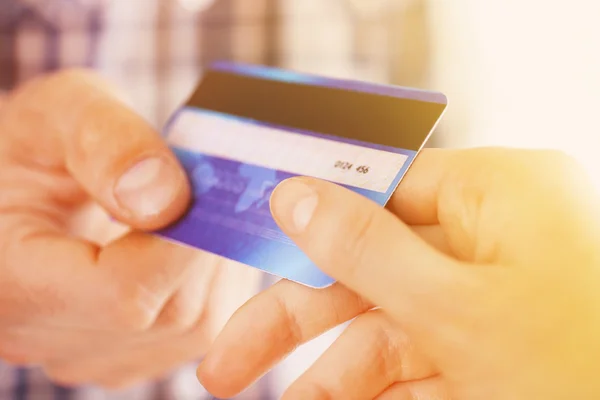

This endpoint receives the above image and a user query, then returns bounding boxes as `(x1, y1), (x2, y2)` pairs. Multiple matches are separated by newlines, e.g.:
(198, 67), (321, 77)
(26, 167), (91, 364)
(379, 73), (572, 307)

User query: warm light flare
(427, 1), (600, 195)
(571, 151), (600, 194)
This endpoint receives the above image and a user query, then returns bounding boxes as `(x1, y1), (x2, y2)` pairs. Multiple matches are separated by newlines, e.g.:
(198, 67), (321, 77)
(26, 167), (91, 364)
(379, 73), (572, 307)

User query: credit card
(156, 62), (447, 288)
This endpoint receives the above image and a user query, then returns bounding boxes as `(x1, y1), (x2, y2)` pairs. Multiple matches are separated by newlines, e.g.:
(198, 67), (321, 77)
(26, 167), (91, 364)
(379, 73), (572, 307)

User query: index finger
(387, 148), (457, 225)
(197, 281), (371, 398)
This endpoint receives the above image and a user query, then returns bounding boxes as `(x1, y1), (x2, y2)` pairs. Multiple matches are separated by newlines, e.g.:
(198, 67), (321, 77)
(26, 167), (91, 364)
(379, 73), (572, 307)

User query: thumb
(270, 177), (479, 338)
(2, 70), (190, 230)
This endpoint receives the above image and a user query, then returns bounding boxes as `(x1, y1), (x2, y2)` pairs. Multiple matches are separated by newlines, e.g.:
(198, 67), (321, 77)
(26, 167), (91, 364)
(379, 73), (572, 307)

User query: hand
(197, 148), (600, 399)
(0, 70), (260, 389)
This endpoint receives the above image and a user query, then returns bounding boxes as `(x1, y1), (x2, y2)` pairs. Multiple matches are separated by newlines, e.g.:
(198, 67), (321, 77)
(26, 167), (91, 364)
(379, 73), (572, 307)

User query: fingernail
(115, 157), (183, 219)
(270, 179), (318, 234)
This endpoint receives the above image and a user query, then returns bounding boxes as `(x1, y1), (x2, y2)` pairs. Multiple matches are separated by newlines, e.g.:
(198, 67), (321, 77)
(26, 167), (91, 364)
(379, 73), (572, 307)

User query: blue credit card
(156, 62), (447, 288)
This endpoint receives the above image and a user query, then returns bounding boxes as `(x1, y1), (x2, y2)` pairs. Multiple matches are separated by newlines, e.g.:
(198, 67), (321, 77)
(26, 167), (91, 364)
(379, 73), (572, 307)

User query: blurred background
(279, 0), (600, 187)
(1, 0), (599, 396)
(100, 0), (599, 186)
(3, 0), (598, 182)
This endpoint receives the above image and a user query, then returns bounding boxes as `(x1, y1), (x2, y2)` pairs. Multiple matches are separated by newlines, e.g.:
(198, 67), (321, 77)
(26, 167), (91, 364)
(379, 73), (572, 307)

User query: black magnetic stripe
(186, 69), (445, 151)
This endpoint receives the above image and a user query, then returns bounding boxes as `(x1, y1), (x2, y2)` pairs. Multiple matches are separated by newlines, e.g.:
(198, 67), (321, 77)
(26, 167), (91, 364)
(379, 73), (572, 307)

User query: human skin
(198, 148), (600, 400)
(0, 69), (260, 388)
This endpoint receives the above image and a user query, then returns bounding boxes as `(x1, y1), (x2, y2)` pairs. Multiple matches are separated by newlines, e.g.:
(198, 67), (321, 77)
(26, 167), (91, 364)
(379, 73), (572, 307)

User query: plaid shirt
(0, 0), (424, 398)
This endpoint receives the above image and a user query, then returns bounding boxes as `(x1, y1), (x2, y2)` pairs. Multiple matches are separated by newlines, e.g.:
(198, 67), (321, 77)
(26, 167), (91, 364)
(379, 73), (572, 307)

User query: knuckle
(44, 69), (107, 112)
(272, 294), (304, 348)
(49, 68), (126, 104)
(65, 94), (156, 179)
(155, 301), (201, 333)
(517, 149), (589, 205)
(67, 97), (116, 160)
(520, 149), (575, 178)
(45, 70), (133, 159)
(47, 69), (122, 107)
(288, 384), (335, 400)
(327, 285), (373, 323)
(487, 148), (581, 189)
(537, 149), (586, 182)
(538, 148), (574, 164)
(361, 311), (409, 382)
(446, 147), (587, 216)
(385, 329), (415, 381)
(106, 281), (163, 332)
(336, 206), (381, 279)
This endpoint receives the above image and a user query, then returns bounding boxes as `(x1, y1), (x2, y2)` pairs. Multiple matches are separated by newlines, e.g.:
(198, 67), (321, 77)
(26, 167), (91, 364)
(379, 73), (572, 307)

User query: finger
(197, 226), (450, 398)
(388, 148), (598, 264)
(43, 261), (232, 389)
(387, 148), (457, 225)
(94, 232), (215, 331)
(131, 248), (220, 333)
(386, 147), (579, 224)
(411, 225), (452, 257)
(269, 177), (480, 346)
(0, 218), (203, 330)
(0, 216), (106, 327)
(0, 326), (111, 364)
(1, 69), (190, 230)
(0, 252), (220, 364)
(198, 280), (372, 399)
(375, 376), (450, 400)
(282, 310), (436, 400)
(43, 316), (212, 389)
